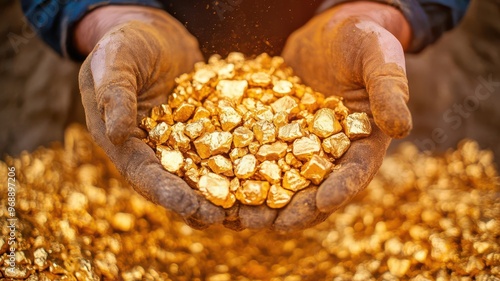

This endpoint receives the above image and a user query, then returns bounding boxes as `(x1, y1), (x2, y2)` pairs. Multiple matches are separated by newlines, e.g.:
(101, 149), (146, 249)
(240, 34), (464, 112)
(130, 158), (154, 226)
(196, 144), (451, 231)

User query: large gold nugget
(141, 54), (375, 209)
(273, 111), (289, 128)
(184, 121), (205, 140)
(282, 169), (310, 192)
(193, 131), (233, 159)
(233, 126), (254, 148)
(343, 112), (372, 140)
(322, 133), (351, 159)
(253, 120), (277, 144)
(267, 184), (294, 209)
(300, 92), (319, 112)
(216, 80), (248, 103)
(258, 161), (281, 184)
(292, 135), (321, 161)
(168, 131), (191, 153)
(151, 104), (174, 125)
(271, 96), (300, 115)
(310, 108), (342, 138)
(234, 155), (258, 179)
(236, 180), (270, 205)
(141, 117), (157, 131)
(184, 168), (200, 188)
(255, 141), (288, 161)
(217, 63), (235, 79)
(149, 122), (171, 144)
(173, 103), (196, 122)
(208, 155), (233, 176)
(300, 155), (333, 185)
(254, 105), (274, 122)
(198, 173), (235, 208)
(272, 80), (293, 97)
(321, 96), (341, 110)
(250, 72), (271, 87)
(193, 68), (216, 84)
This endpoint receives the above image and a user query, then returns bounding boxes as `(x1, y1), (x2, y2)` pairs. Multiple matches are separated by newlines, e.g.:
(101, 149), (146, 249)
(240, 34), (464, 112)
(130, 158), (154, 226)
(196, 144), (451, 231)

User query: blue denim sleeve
(317, 0), (470, 52)
(21, 0), (163, 59)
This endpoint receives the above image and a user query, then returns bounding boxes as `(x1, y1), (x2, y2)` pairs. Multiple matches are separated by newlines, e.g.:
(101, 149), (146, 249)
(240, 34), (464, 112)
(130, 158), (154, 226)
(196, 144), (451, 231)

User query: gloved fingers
(79, 58), (200, 218)
(239, 204), (278, 230)
(273, 187), (328, 232)
(359, 23), (412, 139)
(316, 124), (390, 212)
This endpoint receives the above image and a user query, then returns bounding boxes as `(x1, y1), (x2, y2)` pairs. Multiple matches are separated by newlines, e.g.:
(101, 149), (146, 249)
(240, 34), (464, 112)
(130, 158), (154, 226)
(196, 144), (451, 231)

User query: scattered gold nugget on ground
(142, 53), (372, 208)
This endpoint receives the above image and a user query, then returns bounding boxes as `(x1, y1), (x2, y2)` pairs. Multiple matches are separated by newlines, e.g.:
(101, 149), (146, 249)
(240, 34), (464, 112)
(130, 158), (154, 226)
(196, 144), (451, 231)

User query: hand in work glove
(276, 1), (413, 231)
(77, 6), (226, 228)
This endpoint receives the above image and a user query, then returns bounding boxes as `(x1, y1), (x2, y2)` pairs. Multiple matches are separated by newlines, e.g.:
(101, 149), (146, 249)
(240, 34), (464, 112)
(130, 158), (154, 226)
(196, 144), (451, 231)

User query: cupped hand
(278, 2), (413, 230)
(77, 6), (225, 227)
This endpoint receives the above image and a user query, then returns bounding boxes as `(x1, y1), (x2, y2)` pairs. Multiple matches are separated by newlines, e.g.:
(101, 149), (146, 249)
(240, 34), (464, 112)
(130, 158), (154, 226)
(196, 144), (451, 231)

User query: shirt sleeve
(317, 0), (470, 52)
(20, 0), (163, 59)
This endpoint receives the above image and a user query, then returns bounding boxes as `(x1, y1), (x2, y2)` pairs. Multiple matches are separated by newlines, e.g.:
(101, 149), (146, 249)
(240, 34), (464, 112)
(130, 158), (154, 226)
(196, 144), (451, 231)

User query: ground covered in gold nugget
(0, 125), (499, 281)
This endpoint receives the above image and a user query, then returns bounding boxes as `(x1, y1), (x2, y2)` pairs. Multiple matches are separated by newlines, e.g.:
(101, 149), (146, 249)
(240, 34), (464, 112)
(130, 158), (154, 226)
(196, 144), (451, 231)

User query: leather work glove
(276, 1), (413, 231)
(77, 6), (227, 227)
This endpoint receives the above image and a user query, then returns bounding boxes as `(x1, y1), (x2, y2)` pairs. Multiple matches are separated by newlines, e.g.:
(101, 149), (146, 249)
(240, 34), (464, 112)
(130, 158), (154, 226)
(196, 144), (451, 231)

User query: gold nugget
(267, 184), (294, 208)
(322, 133), (351, 159)
(310, 108), (342, 138)
(258, 161), (281, 184)
(236, 180), (270, 205)
(234, 155), (258, 179)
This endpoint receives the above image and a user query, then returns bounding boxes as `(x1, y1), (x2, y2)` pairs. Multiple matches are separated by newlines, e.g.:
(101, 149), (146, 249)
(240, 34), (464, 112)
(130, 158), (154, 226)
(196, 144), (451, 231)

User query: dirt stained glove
(277, 2), (413, 231)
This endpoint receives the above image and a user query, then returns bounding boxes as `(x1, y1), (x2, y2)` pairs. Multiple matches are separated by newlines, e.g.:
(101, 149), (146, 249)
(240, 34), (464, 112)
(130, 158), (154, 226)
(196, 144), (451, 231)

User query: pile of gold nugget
(1, 125), (499, 280)
(141, 53), (371, 209)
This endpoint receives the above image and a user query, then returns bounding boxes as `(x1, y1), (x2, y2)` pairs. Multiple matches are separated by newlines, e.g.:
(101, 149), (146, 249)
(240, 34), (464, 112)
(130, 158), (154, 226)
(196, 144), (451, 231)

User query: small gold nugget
(193, 131), (232, 159)
(143, 53), (371, 208)
(343, 112), (372, 140)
